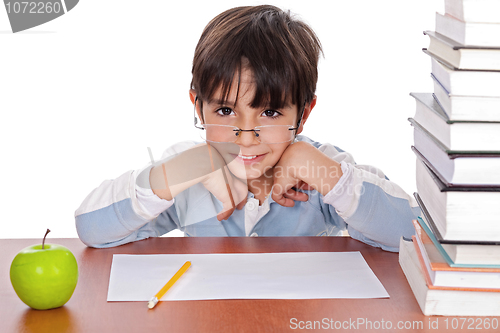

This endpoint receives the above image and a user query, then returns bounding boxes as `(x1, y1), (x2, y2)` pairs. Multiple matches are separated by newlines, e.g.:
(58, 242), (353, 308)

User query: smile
(231, 153), (267, 164)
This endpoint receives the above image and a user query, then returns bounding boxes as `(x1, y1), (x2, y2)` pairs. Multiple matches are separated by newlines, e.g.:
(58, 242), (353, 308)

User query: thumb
(224, 166), (248, 210)
(271, 183), (295, 207)
(217, 182), (236, 221)
(217, 205), (235, 221)
(236, 196), (247, 210)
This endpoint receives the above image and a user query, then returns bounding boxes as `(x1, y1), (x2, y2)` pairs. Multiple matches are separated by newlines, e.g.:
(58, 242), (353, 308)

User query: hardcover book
(429, 51), (500, 97)
(415, 211), (500, 268)
(415, 159), (500, 242)
(412, 145), (500, 187)
(424, 30), (500, 71)
(435, 12), (500, 47)
(399, 237), (500, 316)
(431, 74), (500, 122)
(412, 233), (500, 290)
(410, 92), (500, 152)
(444, 0), (500, 23)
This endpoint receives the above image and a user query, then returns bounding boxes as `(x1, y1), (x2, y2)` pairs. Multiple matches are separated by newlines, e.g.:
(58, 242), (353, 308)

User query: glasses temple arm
(294, 101), (307, 130)
(193, 96), (205, 129)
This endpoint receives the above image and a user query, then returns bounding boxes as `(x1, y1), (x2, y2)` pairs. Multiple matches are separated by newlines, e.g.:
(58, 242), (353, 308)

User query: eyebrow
(206, 98), (293, 110)
(207, 98), (236, 106)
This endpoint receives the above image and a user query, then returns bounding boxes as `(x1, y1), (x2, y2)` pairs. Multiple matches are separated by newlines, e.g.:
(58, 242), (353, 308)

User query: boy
(75, 5), (419, 251)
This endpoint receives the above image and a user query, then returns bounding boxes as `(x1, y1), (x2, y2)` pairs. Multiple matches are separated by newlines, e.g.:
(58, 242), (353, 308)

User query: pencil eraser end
(148, 297), (158, 309)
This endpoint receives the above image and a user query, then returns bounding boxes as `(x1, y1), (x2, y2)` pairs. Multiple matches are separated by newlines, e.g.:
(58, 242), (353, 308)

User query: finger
(271, 182), (291, 207)
(284, 188), (309, 202)
(234, 177), (248, 210)
(236, 196), (247, 210)
(225, 183), (236, 209)
(224, 166), (248, 210)
(218, 166), (250, 219)
(272, 194), (296, 207)
(217, 184), (236, 221)
(271, 185), (296, 207)
(217, 199), (236, 221)
(217, 194), (246, 220)
(298, 182), (315, 191)
(217, 207), (234, 221)
(272, 177), (306, 206)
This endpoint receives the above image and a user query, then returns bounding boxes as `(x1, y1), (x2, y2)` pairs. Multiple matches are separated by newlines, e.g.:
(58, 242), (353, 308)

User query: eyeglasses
(199, 124), (297, 144)
(193, 97), (306, 144)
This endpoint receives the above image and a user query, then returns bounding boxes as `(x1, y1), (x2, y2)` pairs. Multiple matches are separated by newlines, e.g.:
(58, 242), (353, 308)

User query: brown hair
(191, 5), (322, 110)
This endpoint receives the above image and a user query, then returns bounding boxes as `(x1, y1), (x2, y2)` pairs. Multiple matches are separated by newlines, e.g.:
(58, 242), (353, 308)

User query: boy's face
(190, 66), (313, 181)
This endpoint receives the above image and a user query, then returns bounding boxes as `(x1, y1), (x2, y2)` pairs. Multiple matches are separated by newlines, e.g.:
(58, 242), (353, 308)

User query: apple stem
(42, 229), (51, 249)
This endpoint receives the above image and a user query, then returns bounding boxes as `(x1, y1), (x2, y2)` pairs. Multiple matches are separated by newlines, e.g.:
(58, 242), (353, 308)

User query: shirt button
(246, 201), (256, 210)
(250, 232), (258, 237)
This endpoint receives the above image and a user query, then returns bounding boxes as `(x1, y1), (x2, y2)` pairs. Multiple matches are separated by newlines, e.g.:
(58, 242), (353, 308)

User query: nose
(235, 120), (259, 146)
(234, 128), (260, 147)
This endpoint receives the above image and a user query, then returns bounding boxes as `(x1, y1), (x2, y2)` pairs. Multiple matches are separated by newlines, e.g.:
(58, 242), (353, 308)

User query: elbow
(75, 215), (144, 249)
(74, 215), (114, 248)
(75, 218), (104, 248)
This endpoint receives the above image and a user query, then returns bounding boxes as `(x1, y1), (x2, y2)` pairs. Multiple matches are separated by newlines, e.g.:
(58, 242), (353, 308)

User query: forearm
(149, 143), (225, 200)
(75, 201), (150, 248)
(324, 163), (419, 251)
(288, 136), (419, 251)
(150, 163), (204, 201)
(302, 145), (343, 196)
(75, 141), (214, 247)
(271, 141), (343, 207)
(75, 170), (167, 247)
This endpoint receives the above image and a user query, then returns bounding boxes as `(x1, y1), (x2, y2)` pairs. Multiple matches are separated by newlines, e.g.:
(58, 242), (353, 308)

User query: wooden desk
(0, 237), (497, 333)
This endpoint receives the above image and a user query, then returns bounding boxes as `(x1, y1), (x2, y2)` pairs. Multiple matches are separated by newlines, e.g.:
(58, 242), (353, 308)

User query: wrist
(150, 164), (173, 201)
(300, 147), (343, 196)
(148, 143), (223, 201)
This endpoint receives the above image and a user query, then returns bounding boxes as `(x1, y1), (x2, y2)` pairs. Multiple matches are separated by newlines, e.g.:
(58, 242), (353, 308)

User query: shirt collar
(247, 189), (277, 205)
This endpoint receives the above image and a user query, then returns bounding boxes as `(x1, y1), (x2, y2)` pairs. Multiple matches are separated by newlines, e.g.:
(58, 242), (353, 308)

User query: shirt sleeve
(74, 141), (198, 248)
(317, 142), (420, 252)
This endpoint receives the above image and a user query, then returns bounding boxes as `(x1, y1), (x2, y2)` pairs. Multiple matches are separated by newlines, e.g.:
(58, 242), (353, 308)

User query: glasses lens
(201, 125), (238, 143)
(257, 125), (295, 144)
(199, 124), (295, 144)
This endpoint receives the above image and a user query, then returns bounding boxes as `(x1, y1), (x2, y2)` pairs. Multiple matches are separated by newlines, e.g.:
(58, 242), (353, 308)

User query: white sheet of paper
(107, 252), (389, 301)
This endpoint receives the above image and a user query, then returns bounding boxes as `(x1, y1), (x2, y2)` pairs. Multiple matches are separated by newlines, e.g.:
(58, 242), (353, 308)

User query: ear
(296, 96), (316, 135)
(189, 89), (197, 104)
(189, 89), (204, 123)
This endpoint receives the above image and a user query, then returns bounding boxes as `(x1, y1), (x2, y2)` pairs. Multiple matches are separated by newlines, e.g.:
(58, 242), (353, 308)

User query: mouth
(230, 153), (267, 165)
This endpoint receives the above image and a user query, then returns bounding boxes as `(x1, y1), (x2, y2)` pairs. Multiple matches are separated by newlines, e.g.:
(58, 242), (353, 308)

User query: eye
(262, 110), (281, 118)
(216, 107), (234, 116)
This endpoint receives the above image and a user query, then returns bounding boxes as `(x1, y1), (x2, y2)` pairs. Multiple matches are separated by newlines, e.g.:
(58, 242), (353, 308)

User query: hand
(200, 164), (248, 221)
(271, 141), (342, 207)
(150, 143), (247, 221)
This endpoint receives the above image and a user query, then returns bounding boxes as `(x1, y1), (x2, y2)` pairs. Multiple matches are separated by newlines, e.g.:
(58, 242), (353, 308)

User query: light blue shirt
(75, 136), (419, 252)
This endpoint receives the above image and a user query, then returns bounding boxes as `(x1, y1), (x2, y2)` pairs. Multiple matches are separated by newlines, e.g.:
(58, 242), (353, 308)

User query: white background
(0, 0), (443, 239)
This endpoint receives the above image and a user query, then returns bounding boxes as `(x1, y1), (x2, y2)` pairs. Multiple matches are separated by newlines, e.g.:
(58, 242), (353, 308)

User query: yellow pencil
(148, 261), (191, 309)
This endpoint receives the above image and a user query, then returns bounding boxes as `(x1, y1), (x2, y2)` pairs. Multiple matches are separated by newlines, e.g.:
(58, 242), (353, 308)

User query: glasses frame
(193, 96), (306, 143)
(200, 124), (299, 144)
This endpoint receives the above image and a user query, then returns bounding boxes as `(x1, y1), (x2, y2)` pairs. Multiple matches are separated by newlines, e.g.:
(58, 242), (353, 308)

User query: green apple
(10, 229), (78, 310)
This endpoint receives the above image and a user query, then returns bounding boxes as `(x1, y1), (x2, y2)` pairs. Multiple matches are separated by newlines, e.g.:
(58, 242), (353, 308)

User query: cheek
(264, 142), (291, 164)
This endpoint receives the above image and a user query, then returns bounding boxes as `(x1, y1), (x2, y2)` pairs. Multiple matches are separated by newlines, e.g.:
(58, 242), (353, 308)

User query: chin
(226, 159), (271, 180)
(243, 168), (265, 180)
(227, 164), (261, 180)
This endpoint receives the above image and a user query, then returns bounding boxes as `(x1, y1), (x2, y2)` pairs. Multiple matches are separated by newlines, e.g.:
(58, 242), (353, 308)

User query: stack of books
(400, 0), (500, 316)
